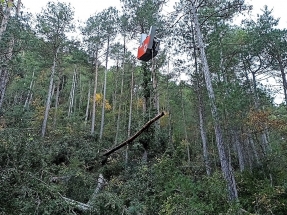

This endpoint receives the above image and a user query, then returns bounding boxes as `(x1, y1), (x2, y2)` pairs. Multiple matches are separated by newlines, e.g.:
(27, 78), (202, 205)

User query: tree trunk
(180, 84), (191, 164)
(100, 36), (110, 140)
(114, 63), (124, 145)
(24, 71), (35, 109)
(198, 95), (211, 176)
(152, 62), (159, 112)
(91, 49), (99, 134)
(68, 66), (77, 117)
(0, 68), (9, 110)
(191, 24), (211, 176)
(232, 129), (245, 172)
(0, 0), (12, 42)
(191, 1), (238, 201)
(248, 132), (260, 165)
(126, 65), (134, 164)
(53, 80), (60, 127)
(166, 59), (174, 150)
(87, 174), (106, 205)
(278, 57), (287, 105)
(41, 48), (59, 137)
(0, 0), (22, 110)
(85, 82), (91, 124)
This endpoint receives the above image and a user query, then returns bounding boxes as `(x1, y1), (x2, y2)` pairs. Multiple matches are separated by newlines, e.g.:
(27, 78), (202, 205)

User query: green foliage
(2, 0), (287, 214)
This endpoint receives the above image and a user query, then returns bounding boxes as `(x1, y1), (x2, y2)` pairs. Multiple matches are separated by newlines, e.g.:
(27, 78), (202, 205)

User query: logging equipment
(137, 26), (160, 62)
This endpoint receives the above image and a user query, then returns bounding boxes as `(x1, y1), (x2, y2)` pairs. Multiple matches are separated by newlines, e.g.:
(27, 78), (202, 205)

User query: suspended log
(102, 112), (165, 164)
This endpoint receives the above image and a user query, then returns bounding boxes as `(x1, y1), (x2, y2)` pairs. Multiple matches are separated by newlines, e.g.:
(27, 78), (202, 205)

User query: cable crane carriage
(137, 26), (160, 62)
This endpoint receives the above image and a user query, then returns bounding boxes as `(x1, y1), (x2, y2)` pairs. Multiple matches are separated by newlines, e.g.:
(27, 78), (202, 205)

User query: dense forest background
(1, 0), (287, 214)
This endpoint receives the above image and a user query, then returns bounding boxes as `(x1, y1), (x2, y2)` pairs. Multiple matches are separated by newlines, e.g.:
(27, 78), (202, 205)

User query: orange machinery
(137, 26), (160, 62)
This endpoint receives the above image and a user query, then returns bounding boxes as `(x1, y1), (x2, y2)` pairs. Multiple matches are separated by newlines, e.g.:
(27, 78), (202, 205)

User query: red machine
(137, 26), (160, 62)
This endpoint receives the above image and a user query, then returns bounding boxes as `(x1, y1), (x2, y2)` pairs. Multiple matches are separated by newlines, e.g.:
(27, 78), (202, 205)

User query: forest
(1, 0), (287, 214)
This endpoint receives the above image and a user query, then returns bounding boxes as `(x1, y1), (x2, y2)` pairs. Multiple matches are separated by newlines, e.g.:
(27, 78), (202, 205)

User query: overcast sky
(22, 0), (287, 103)
(22, 0), (287, 28)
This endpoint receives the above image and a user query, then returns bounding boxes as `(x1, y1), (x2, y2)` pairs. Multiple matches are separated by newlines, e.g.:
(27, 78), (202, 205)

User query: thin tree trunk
(198, 94), (211, 176)
(152, 62), (159, 112)
(78, 71), (82, 112)
(91, 48), (99, 134)
(191, 24), (211, 176)
(126, 67), (134, 164)
(0, 0), (21, 110)
(0, 0), (12, 41)
(251, 72), (259, 109)
(248, 132), (260, 165)
(24, 71), (35, 109)
(100, 36), (110, 140)
(112, 60), (119, 125)
(191, 1), (238, 201)
(85, 82), (91, 124)
(180, 84), (191, 164)
(166, 59), (174, 150)
(0, 68), (9, 109)
(232, 129), (245, 172)
(114, 63), (124, 145)
(53, 81), (60, 127)
(278, 57), (287, 105)
(0, 45), (12, 110)
(41, 48), (59, 137)
(68, 66), (77, 117)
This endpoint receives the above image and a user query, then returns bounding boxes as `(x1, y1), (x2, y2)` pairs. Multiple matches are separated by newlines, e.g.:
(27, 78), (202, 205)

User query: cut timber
(87, 174), (106, 205)
(102, 112), (165, 163)
(61, 174), (106, 211)
(63, 197), (90, 211)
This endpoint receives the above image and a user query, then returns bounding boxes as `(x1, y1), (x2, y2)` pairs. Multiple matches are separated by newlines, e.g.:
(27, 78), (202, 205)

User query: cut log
(61, 173), (106, 211)
(102, 112), (165, 164)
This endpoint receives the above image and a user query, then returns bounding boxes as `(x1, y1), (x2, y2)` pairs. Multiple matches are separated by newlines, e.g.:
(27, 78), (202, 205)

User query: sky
(22, 0), (287, 103)
(22, 0), (287, 26)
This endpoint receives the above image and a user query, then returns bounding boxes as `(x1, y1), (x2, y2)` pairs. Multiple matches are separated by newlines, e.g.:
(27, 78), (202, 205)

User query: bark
(251, 72), (259, 109)
(180, 84), (191, 164)
(100, 36), (110, 140)
(278, 57), (287, 105)
(141, 62), (152, 162)
(191, 1), (238, 201)
(53, 81), (60, 127)
(85, 82), (91, 124)
(112, 59), (119, 126)
(152, 62), (159, 112)
(0, 0), (12, 42)
(41, 48), (59, 137)
(62, 174), (106, 211)
(68, 66), (77, 117)
(87, 174), (106, 205)
(0, 67), (9, 110)
(91, 48), (99, 134)
(0, 1), (21, 110)
(126, 66), (134, 164)
(166, 59), (174, 150)
(114, 63), (124, 145)
(24, 71), (35, 109)
(191, 24), (211, 176)
(198, 96), (211, 175)
(78, 71), (82, 112)
(248, 132), (260, 165)
(232, 129), (245, 172)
